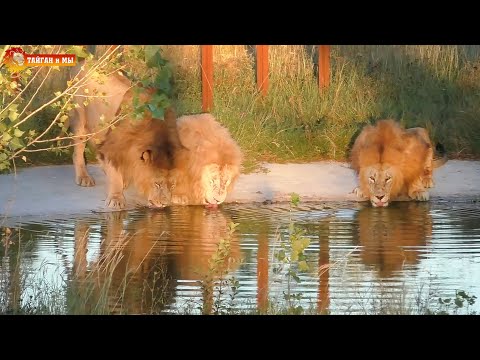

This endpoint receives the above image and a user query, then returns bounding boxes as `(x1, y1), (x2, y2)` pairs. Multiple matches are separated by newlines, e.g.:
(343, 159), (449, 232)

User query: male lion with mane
(97, 108), (185, 209)
(69, 61), (186, 210)
(350, 119), (447, 207)
(168, 113), (243, 208)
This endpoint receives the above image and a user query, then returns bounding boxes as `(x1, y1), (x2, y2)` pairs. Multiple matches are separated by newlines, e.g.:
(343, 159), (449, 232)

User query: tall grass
(161, 45), (480, 164)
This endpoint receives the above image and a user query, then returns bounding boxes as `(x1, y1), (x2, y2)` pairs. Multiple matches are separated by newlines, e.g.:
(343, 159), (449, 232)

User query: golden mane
(170, 113), (243, 205)
(350, 119), (442, 206)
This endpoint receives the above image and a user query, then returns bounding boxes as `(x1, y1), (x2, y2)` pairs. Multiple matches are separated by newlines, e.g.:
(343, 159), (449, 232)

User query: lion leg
(353, 186), (368, 200)
(407, 178), (430, 202)
(409, 127), (435, 189)
(72, 106), (95, 187)
(422, 144), (435, 188)
(103, 160), (126, 209)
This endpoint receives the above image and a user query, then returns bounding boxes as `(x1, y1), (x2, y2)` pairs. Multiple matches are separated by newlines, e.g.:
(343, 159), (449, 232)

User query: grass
(160, 45), (480, 165)
(8, 45), (480, 172)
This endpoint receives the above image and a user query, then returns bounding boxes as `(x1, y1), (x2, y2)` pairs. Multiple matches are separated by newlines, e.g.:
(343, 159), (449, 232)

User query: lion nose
(376, 195), (385, 201)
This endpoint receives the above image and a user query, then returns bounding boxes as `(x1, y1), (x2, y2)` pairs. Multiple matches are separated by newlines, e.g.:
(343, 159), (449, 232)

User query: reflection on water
(1, 201), (480, 314)
(354, 203), (432, 278)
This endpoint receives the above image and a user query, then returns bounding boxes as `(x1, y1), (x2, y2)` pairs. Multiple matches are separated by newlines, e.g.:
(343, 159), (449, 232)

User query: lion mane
(169, 113), (243, 207)
(350, 119), (447, 207)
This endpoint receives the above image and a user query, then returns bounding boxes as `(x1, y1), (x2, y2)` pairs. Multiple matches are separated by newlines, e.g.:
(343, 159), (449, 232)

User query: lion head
(129, 149), (177, 208)
(359, 164), (403, 207)
(200, 163), (238, 207)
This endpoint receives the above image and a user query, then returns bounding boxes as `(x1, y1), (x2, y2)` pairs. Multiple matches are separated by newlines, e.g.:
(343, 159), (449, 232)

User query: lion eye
(155, 182), (161, 189)
(369, 176), (375, 183)
(385, 176), (392, 183)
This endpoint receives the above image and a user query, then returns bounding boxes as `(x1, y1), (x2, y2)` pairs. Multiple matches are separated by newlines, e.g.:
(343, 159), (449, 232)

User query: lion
(68, 61), (132, 188)
(168, 113), (243, 208)
(68, 61), (186, 209)
(96, 108), (186, 209)
(350, 119), (447, 207)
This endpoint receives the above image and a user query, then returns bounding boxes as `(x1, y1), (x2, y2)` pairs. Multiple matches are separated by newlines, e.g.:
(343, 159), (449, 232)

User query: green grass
(163, 45), (480, 165)
(7, 45), (480, 171)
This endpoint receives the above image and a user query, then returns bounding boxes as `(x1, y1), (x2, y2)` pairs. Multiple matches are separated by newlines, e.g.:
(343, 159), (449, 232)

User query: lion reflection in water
(353, 202), (433, 277)
(73, 207), (241, 314)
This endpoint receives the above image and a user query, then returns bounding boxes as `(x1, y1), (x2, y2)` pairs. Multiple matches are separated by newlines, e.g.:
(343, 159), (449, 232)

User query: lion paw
(76, 175), (95, 187)
(105, 193), (126, 209)
(353, 187), (367, 199)
(422, 177), (434, 189)
(412, 190), (430, 202)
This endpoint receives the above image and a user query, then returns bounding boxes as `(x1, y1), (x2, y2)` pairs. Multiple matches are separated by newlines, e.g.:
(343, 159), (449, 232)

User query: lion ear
(141, 149), (153, 163)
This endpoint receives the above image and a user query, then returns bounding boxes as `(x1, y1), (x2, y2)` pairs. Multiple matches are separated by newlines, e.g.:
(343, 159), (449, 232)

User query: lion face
(200, 164), (236, 206)
(144, 177), (175, 208)
(132, 150), (176, 208)
(360, 165), (400, 207)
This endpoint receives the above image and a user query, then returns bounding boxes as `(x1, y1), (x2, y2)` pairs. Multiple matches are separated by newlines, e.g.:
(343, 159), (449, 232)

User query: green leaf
(454, 298), (464, 308)
(14, 128), (24, 137)
(0, 152), (7, 161)
(69, 46), (90, 59)
(151, 106), (165, 119)
(276, 250), (286, 261)
(298, 260), (309, 272)
(290, 192), (300, 206)
(0, 123), (6, 133)
(291, 273), (301, 283)
(3, 133), (12, 142)
(145, 46), (162, 68)
(301, 237), (310, 249)
(9, 137), (24, 150)
(8, 111), (19, 122)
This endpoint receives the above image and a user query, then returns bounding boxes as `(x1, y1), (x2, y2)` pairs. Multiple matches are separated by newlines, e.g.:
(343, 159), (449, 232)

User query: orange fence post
(256, 45), (269, 96)
(201, 45), (214, 112)
(318, 45), (331, 91)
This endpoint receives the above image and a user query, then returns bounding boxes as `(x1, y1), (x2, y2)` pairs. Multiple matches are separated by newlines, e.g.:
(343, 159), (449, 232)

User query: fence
(200, 45), (331, 112)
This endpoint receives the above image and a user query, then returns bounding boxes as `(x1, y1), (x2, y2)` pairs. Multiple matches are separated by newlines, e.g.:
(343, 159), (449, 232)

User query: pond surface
(1, 201), (480, 315)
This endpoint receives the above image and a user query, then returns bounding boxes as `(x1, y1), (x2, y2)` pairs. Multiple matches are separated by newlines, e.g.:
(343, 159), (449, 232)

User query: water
(1, 201), (480, 315)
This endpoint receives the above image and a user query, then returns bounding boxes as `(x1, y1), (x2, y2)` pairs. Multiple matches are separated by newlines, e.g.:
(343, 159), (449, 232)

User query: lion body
(350, 119), (446, 207)
(168, 113), (243, 206)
